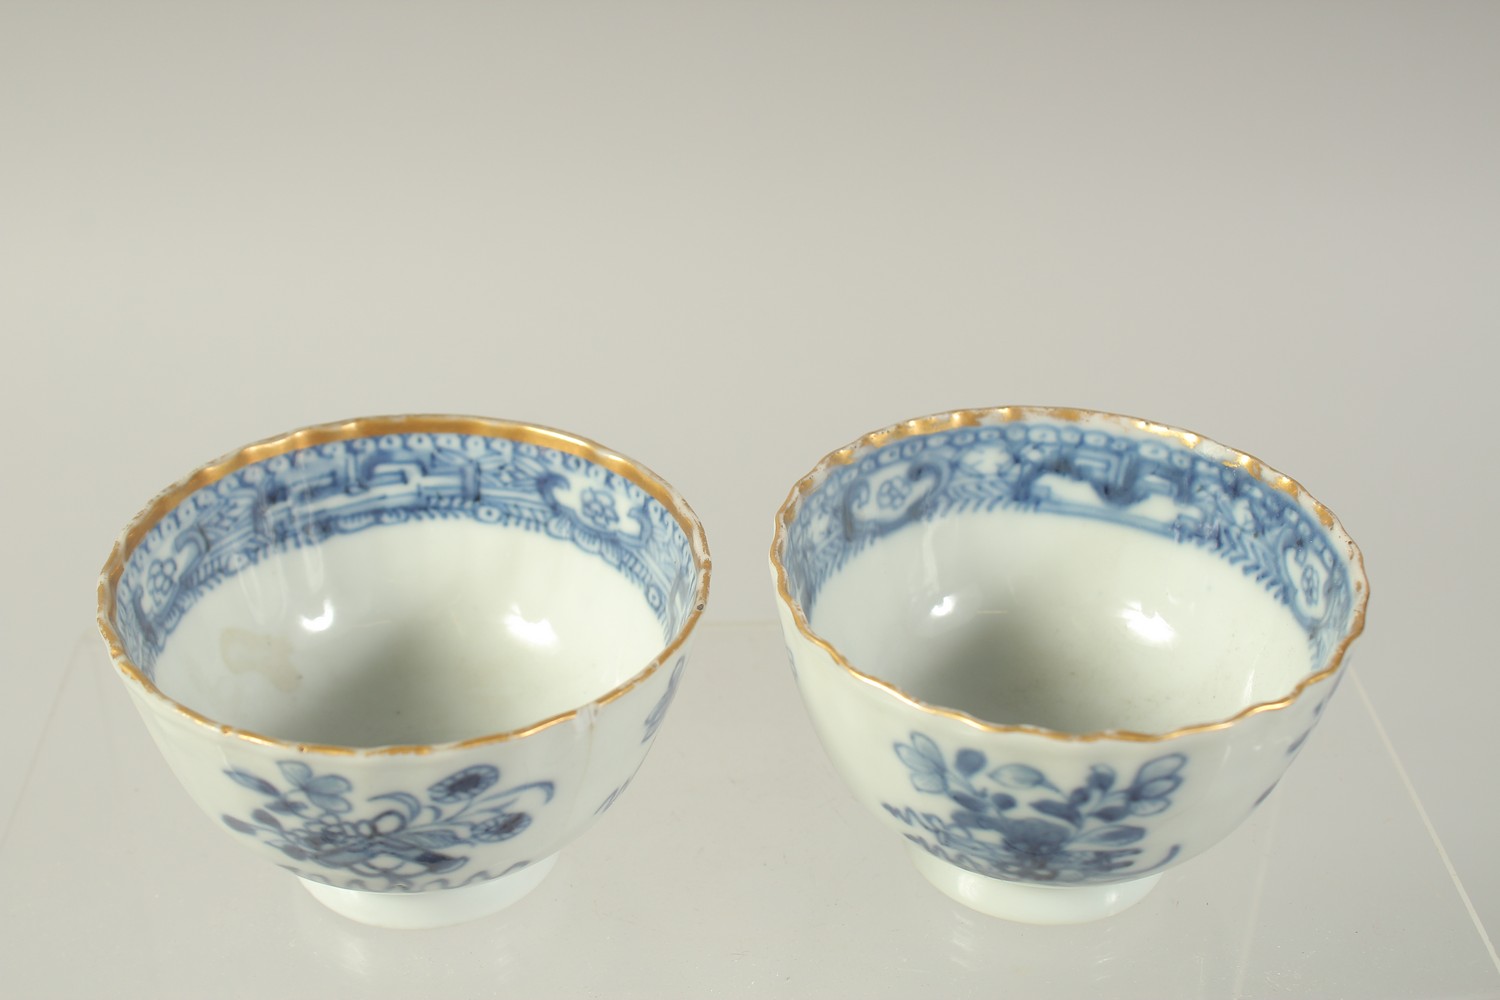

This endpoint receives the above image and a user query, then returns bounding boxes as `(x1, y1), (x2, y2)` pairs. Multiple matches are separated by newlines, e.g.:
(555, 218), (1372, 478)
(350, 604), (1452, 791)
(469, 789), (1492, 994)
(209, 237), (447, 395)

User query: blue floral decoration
(883, 733), (1186, 884)
(579, 487), (620, 529)
(221, 761), (554, 891)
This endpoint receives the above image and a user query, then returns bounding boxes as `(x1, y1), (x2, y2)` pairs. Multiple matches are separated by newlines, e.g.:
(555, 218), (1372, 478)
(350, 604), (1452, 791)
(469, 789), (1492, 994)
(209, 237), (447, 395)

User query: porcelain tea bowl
(97, 415), (710, 929)
(771, 407), (1366, 924)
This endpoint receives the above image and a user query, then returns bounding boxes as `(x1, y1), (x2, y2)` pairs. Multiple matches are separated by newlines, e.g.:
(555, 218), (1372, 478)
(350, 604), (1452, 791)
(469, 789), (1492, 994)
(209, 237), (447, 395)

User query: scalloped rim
(770, 406), (1368, 744)
(97, 415), (712, 757)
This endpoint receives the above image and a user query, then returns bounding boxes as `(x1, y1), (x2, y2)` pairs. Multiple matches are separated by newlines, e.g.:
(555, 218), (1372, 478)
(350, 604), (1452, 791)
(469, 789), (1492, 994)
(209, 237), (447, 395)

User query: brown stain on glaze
(219, 628), (301, 693)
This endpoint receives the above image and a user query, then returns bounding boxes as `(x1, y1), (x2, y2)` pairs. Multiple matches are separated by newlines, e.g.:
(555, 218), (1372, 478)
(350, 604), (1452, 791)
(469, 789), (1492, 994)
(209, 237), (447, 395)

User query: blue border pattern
(114, 433), (699, 676)
(782, 422), (1354, 662)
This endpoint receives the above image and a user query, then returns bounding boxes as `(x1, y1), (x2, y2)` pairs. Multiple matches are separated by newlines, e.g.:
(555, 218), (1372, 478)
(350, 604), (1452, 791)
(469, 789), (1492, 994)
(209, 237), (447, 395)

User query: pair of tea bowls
(97, 408), (1366, 927)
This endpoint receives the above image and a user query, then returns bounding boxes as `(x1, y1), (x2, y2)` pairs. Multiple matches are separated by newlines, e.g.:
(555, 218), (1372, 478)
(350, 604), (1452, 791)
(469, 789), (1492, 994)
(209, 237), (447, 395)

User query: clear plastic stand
(2, 626), (1496, 998)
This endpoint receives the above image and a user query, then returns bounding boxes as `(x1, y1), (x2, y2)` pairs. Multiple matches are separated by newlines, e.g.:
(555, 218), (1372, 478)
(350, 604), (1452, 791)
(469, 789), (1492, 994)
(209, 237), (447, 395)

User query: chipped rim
(770, 406), (1368, 744)
(97, 415), (712, 758)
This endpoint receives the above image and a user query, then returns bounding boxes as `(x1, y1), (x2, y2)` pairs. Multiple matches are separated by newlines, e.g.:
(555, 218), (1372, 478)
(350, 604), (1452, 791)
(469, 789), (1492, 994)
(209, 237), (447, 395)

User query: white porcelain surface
(97, 418), (709, 927)
(772, 410), (1366, 924)
(301, 854), (560, 929)
(1, 626), (1494, 998)
(155, 524), (665, 745)
(813, 510), (1311, 734)
(4, 0), (1499, 990)
(908, 846), (1163, 924)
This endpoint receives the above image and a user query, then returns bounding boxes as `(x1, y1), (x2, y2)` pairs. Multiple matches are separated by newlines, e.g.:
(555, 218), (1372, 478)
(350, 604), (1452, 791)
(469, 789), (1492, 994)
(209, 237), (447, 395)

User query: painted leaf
(989, 764), (1047, 789)
(954, 749), (987, 776)
(306, 774), (353, 796)
(477, 813), (531, 841)
(251, 809), (282, 830)
(1074, 825), (1145, 847)
(278, 760), (314, 787)
(225, 770), (278, 797)
(1129, 796), (1170, 816)
(425, 856), (467, 875)
(390, 829), (464, 850)
(1031, 799), (1083, 826)
(222, 815), (256, 834)
(316, 848), (378, 867)
(308, 791), (353, 815)
(1135, 776), (1182, 800)
(1134, 753), (1187, 785)
(950, 792), (987, 813)
(910, 732), (945, 767)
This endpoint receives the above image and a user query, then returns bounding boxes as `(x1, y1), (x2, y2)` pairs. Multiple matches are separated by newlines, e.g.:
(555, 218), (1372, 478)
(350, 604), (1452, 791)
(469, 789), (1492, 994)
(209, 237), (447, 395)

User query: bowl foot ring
(300, 853), (559, 928)
(907, 845), (1161, 923)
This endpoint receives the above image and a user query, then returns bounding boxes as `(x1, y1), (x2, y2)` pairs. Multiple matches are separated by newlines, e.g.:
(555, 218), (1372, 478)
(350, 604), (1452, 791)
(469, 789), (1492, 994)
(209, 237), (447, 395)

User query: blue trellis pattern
(221, 761), (554, 892)
(782, 423), (1354, 664)
(113, 433), (700, 676)
(883, 733), (1186, 884)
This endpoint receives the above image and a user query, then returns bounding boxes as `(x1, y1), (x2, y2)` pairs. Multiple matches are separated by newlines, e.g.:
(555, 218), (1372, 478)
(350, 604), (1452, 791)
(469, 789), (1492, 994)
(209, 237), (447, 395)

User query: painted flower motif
(579, 488), (619, 528)
(958, 445), (1013, 477)
(429, 765), (499, 803)
(221, 762), (554, 891)
(884, 733), (1186, 884)
(876, 475), (913, 511)
(146, 558), (177, 602)
(471, 813), (531, 842)
(1301, 562), (1321, 604)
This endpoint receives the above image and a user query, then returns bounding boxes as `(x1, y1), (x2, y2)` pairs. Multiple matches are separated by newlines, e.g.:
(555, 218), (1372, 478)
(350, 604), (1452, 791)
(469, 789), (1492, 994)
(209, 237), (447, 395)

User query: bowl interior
(109, 427), (703, 747)
(779, 414), (1362, 736)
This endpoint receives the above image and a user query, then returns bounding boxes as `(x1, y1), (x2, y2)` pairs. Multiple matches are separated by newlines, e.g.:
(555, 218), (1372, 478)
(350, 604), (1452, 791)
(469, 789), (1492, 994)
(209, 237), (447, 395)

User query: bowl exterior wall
(775, 592), (1336, 889)
(115, 639), (694, 895)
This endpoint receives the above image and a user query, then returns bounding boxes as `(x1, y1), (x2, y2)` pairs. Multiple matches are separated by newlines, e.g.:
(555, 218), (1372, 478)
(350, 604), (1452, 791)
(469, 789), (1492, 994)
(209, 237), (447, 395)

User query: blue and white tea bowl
(770, 407), (1367, 923)
(98, 416), (710, 928)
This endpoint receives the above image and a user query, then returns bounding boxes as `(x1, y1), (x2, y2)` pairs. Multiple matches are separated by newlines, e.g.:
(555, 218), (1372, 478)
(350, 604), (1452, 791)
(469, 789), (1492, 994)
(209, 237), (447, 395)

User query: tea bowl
(770, 407), (1366, 924)
(97, 415), (710, 928)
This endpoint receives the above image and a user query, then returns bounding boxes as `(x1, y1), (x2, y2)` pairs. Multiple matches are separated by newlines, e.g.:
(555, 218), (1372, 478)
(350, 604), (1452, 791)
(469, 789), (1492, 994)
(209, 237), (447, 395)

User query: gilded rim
(770, 406), (1369, 744)
(97, 415), (712, 757)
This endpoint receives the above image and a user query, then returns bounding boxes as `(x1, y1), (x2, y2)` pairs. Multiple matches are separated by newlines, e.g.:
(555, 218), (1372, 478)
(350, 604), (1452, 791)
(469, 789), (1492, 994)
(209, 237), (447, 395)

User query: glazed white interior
(152, 520), (666, 746)
(811, 511), (1311, 734)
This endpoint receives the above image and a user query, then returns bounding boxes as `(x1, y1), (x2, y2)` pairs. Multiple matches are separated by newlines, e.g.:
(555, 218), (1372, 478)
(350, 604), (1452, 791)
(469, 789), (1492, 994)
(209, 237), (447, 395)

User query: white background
(2, 2), (1496, 996)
